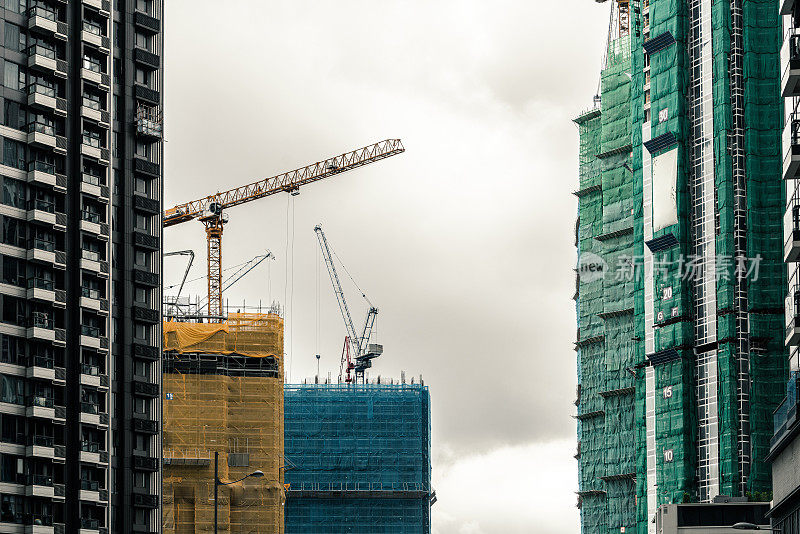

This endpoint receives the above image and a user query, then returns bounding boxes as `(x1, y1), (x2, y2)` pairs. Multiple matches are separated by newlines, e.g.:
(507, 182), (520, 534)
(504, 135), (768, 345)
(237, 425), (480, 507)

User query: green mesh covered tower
(574, 1), (788, 533)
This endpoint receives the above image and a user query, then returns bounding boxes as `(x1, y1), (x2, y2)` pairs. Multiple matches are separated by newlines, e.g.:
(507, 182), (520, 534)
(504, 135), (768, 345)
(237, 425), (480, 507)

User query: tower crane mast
(163, 139), (404, 320)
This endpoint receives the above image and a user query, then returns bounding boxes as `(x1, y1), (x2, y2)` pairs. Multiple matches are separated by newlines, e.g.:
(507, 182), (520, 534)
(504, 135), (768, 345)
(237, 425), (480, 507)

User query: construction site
(160, 139), (433, 532)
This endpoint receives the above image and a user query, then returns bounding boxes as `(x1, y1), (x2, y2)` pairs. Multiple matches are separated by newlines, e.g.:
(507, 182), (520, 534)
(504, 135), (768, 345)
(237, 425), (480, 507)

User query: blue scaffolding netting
(284, 383), (432, 533)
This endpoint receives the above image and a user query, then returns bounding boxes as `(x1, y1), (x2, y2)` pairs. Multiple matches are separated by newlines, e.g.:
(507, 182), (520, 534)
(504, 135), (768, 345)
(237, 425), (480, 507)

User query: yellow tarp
(163, 313), (282, 357)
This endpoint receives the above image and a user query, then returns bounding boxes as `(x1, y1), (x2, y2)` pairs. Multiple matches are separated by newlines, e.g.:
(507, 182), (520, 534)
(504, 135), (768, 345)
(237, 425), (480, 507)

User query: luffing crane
(163, 139), (405, 319)
(314, 225), (381, 383)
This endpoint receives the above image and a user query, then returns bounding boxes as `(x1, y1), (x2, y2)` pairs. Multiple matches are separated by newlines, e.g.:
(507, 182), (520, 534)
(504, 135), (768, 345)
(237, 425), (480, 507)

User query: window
(0, 374), (25, 405)
(134, 359), (148, 377)
(3, 0), (26, 14)
(135, 0), (152, 13)
(134, 396), (148, 415)
(2, 256), (24, 288)
(134, 470), (148, 487)
(3, 139), (26, 171)
(0, 336), (24, 365)
(134, 433), (150, 453)
(3, 62), (25, 92)
(134, 286), (149, 304)
(1, 217), (24, 248)
(134, 323), (149, 340)
(134, 177), (150, 195)
(135, 32), (151, 51)
(3, 100), (26, 131)
(134, 250), (150, 268)
(135, 213), (150, 231)
(1, 177), (25, 209)
(134, 67), (151, 86)
(134, 139), (150, 159)
(3, 23), (25, 53)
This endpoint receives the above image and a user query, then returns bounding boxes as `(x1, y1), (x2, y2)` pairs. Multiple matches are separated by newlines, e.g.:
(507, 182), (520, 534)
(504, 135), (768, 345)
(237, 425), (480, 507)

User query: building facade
(0, 0), (163, 531)
(575, 1), (787, 532)
(284, 382), (432, 534)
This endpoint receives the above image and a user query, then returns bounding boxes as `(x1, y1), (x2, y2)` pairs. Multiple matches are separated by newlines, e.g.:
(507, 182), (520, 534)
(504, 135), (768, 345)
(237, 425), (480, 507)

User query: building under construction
(284, 382), (433, 533)
(574, 0), (787, 532)
(161, 313), (285, 533)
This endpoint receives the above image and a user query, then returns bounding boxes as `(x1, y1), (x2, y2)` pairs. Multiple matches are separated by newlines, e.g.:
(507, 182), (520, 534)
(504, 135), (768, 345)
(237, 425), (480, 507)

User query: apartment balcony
(27, 239), (63, 269)
(80, 325), (107, 351)
(81, 288), (109, 315)
(79, 403), (108, 427)
(79, 442), (108, 465)
(135, 111), (163, 140)
(25, 395), (55, 420)
(26, 314), (56, 344)
(80, 211), (105, 239)
(82, 0), (111, 15)
(133, 379), (159, 398)
(132, 342), (159, 361)
(25, 474), (54, 498)
(26, 355), (59, 382)
(80, 142), (109, 163)
(782, 0), (796, 15)
(27, 6), (67, 40)
(783, 29), (800, 97)
(132, 231), (159, 251)
(80, 63), (109, 89)
(132, 492), (159, 508)
(80, 251), (109, 278)
(27, 84), (66, 116)
(27, 123), (67, 154)
(27, 45), (67, 78)
(787, 198), (800, 262)
(26, 525), (58, 534)
(80, 174), (109, 202)
(80, 365), (109, 389)
(133, 84), (160, 106)
(26, 199), (57, 227)
(81, 22), (109, 51)
(25, 435), (55, 460)
(134, 11), (160, 33)
(788, 279), (800, 346)
(80, 101), (110, 126)
(26, 278), (58, 306)
(131, 416), (159, 435)
(132, 455), (159, 471)
(133, 48), (160, 70)
(27, 161), (66, 191)
(132, 305), (159, 325)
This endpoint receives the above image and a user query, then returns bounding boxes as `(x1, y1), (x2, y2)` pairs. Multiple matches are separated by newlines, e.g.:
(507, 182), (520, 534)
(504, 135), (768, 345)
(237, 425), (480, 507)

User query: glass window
(134, 140), (150, 159)
(134, 177), (149, 195)
(3, 100), (25, 131)
(1, 217), (24, 248)
(2, 139), (26, 171)
(134, 67), (150, 86)
(0, 374), (24, 405)
(3, 0), (26, 14)
(1, 177), (25, 209)
(135, 213), (150, 231)
(134, 323), (149, 340)
(134, 32), (151, 51)
(135, 0), (152, 13)
(3, 23), (25, 53)
(134, 250), (150, 268)
(3, 62), (25, 92)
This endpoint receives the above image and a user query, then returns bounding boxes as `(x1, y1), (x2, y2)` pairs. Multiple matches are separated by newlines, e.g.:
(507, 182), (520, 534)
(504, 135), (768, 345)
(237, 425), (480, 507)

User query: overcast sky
(163, 1), (609, 532)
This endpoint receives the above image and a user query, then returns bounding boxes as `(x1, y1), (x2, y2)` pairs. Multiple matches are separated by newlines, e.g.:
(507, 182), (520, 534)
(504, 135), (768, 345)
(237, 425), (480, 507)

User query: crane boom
(163, 139), (404, 319)
(164, 139), (405, 227)
(314, 225), (360, 355)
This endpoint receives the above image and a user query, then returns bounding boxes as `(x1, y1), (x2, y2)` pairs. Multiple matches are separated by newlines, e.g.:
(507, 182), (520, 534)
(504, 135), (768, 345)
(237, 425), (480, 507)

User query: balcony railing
(773, 372), (800, 449)
(29, 238), (55, 252)
(28, 314), (53, 330)
(28, 159), (56, 175)
(27, 121), (55, 136)
(28, 395), (53, 408)
(81, 479), (100, 492)
(28, 5), (57, 21)
(82, 57), (103, 73)
(81, 287), (100, 300)
(81, 363), (100, 376)
(27, 277), (54, 291)
(82, 21), (102, 36)
(81, 325), (100, 338)
(80, 402), (99, 415)
(81, 249), (101, 262)
(81, 211), (101, 224)
(27, 198), (55, 213)
(27, 474), (53, 487)
(29, 355), (54, 369)
(28, 435), (54, 447)
(28, 83), (56, 98)
(81, 441), (100, 453)
(27, 44), (57, 60)
(82, 173), (104, 187)
(82, 96), (103, 111)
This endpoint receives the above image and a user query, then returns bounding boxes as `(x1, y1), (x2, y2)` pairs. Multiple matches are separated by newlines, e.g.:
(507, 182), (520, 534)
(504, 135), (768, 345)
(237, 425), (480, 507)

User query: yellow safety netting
(163, 313), (282, 357)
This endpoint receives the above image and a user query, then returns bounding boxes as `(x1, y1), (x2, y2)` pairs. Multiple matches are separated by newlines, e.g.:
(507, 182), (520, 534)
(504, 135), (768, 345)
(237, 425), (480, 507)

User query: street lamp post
(213, 451), (265, 534)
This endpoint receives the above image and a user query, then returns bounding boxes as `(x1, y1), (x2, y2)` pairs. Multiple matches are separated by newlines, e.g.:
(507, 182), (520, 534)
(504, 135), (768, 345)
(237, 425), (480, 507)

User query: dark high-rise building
(0, 0), (162, 532)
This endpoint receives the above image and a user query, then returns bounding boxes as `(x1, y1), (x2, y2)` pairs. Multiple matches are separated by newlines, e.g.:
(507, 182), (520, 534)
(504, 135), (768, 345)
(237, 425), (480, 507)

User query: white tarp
(652, 148), (679, 232)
